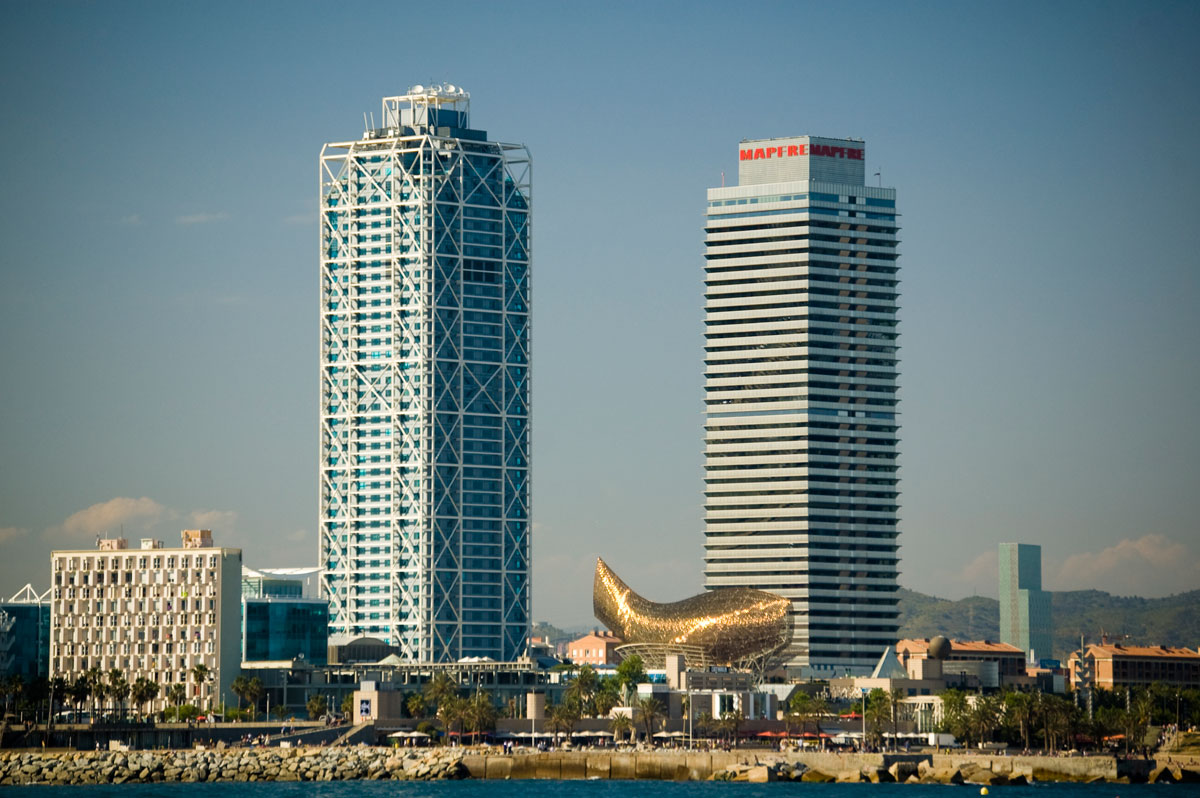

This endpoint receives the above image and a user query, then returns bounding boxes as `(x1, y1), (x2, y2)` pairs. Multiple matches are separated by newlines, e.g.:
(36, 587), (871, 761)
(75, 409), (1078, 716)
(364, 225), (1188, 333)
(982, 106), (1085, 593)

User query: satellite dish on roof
(445, 84), (456, 93)
(411, 84), (424, 94)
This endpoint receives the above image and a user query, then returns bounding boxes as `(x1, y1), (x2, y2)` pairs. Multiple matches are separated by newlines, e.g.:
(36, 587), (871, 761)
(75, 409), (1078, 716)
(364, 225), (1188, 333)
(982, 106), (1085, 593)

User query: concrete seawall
(2, 747), (1194, 786)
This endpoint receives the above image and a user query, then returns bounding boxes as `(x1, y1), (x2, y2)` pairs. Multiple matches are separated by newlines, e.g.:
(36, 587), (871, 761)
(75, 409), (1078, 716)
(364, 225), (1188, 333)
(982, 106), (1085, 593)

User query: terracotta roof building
(566, 630), (622, 666)
(1068, 643), (1200, 690)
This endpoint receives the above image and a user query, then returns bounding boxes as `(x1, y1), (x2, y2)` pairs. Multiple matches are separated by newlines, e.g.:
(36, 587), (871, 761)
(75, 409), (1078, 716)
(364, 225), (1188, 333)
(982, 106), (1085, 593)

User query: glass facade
(242, 598), (329, 665)
(999, 542), (1052, 660)
(0, 602), (50, 681)
(318, 86), (531, 661)
(704, 137), (901, 677)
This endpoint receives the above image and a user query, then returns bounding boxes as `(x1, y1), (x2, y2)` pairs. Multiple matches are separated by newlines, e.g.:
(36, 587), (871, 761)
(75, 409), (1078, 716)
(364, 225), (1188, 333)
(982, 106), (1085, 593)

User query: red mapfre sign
(740, 143), (864, 161)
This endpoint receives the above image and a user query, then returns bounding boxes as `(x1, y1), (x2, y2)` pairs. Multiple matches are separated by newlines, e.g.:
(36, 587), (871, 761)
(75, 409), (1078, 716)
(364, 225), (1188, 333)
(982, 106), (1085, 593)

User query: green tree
(230, 675), (251, 716)
(130, 677), (159, 720)
(594, 688), (618, 718)
(190, 663), (212, 708)
(609, 713), (633, 743)
(107, 669), (130, 720)
(1003, 691), (1036, 751)
(438, 695), (468, 740)
(407, 693), (428, 719)
(720, 708), (744, 748)
(566, 664), (598, 715)
(637, 696), (663, 742)
(246, 677), (264, 720)
(696, 711), (714, 740)
(306, 694), (328, 720)
(69, 675), (91, 718)
(615, 656), (646, 704)
(166, 684), (187, 719)
(341, 692), (355, 717)
(940, 688), (971, 746)
(84, 667), (105, 717)
(424, 673), (460, 712)
(865, 690), (890, 749)
(970, 694), (1003, 745)
(466, 690), (498, 742)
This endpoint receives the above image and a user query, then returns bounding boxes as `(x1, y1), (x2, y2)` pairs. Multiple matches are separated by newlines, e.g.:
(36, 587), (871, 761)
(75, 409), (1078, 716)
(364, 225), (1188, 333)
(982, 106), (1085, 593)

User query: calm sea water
(0, 782), (1166, 798)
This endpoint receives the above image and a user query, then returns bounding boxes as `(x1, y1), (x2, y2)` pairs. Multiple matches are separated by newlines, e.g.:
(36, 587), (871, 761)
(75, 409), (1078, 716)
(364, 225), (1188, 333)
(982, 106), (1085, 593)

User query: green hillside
(897, 587), (1200, 661)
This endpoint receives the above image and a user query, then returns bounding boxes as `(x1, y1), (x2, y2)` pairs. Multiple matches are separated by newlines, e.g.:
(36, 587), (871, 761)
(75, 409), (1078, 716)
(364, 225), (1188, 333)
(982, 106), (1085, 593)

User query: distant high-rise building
(998, 542), (1052, 660)
(318, 85), (532, 661)
(703, 136), (901, 676)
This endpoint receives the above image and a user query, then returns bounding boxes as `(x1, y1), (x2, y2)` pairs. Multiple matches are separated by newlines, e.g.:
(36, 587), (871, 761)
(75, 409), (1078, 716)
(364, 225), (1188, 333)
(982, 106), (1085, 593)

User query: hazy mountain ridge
(897, 587), (1200, 661)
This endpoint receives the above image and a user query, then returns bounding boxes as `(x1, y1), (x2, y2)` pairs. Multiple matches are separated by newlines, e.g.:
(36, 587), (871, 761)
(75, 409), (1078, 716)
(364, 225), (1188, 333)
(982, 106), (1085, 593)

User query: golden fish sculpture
(592, 557), (792, 666)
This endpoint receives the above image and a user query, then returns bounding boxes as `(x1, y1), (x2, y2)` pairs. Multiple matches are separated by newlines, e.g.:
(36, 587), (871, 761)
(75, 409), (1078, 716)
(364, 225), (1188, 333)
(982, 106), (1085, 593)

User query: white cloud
(119, 213), (143, 226)
(57, 497), (165, 538)
(188, 509), (237, 531)
(176, 212), (229, 225)
(0, 527), (28, 544)
(1052, 534), (1200, 597)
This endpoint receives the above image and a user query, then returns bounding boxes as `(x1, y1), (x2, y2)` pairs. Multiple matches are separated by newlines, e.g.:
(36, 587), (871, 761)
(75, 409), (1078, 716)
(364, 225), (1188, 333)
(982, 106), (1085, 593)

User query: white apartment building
(704, 136), (901, 677)
(50, 529), (242, 712)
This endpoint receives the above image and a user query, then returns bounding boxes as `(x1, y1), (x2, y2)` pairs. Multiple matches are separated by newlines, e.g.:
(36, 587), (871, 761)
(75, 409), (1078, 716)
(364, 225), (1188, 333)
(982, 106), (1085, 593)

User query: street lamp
(861, 688), (868, 751)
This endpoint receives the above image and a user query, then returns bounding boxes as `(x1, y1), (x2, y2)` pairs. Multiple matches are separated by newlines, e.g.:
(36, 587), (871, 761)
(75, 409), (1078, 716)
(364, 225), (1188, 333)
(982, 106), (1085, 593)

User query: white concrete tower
(703, 137), (900, 677)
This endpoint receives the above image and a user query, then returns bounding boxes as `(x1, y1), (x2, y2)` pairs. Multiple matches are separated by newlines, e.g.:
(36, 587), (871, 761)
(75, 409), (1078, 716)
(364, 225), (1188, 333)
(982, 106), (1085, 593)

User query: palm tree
(130, 677), (159, 720)
(466, 690), (497, 743)
(637, 697), (663, 743)
(594, 688), (619, 719)
(84, 667), (104, 718)
(438, 695), (468, 741)
(696, 711), (714, 740)
(230, 675), (251, 717)
(107, 670), (130, 721)
(166, 684), (187, 720)
(306, 694), (328, 720)
(720, 708), (744, 748)
(424, 673), (459, 712)
(970, 695), (1003, 745)
(865, 697), (889, 750)
(246, 677), (264, 720)
(1004, 691), (1036, 751)
(940, 688), (970, 746)
(407, 693), (428, 719)
(566, 665), (598, 716)
(887, 687), (906, 750)
(610, 713), (633, 744)
(615, 655), (646, 705)
(548, 699), (580, 738)
(69, 675), (91, 720)
(190, 663), (212, 709)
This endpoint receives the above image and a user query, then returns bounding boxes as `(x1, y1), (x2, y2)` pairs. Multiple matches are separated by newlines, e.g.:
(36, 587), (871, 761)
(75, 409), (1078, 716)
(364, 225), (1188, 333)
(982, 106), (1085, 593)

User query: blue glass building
(0, 601), (50, 682)
(318, 85), (531, 661)
(242, 598), (329, 665)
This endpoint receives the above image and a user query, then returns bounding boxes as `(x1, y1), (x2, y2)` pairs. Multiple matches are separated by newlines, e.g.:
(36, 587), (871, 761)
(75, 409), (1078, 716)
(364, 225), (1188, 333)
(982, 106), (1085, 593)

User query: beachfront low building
(49, 530), (242, 714)
(1068, 642), (1200, 690)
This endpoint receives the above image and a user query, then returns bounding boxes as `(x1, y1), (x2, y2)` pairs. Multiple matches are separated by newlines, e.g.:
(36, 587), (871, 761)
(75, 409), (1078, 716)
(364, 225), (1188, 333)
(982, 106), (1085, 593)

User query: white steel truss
(319, 86), (531, 662)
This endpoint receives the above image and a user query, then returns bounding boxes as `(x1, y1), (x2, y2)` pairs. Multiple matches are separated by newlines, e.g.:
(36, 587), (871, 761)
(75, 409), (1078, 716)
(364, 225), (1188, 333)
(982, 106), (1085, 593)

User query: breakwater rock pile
(0, 747), (469, 786)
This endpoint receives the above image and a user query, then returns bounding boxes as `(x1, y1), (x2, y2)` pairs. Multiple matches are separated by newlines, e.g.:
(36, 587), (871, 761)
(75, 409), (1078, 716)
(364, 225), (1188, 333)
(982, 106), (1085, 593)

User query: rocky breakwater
(0, 746), (469, 786)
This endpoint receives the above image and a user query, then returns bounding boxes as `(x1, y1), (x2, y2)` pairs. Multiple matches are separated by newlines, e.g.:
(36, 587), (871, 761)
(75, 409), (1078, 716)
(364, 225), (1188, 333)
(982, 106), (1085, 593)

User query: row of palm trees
(941, 687), (1156, 753)
(0, 663), (216, 724)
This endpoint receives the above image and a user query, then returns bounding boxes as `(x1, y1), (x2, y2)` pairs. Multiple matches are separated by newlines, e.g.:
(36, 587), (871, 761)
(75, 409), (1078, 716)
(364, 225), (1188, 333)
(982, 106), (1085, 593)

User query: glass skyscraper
(318, 85), (531, 661)
(999, 542), (1052, 661)
(703, 137), (900, 676)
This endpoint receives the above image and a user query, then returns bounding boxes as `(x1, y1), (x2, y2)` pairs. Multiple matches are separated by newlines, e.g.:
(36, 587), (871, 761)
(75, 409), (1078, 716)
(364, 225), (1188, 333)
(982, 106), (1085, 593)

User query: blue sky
(1, 0), (1197, 627)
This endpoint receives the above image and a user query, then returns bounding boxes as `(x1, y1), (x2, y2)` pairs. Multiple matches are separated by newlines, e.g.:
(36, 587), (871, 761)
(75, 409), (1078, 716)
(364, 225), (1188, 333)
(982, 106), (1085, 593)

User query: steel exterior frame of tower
(703, 137), (900, 677)
(318, 85), (531, 662)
